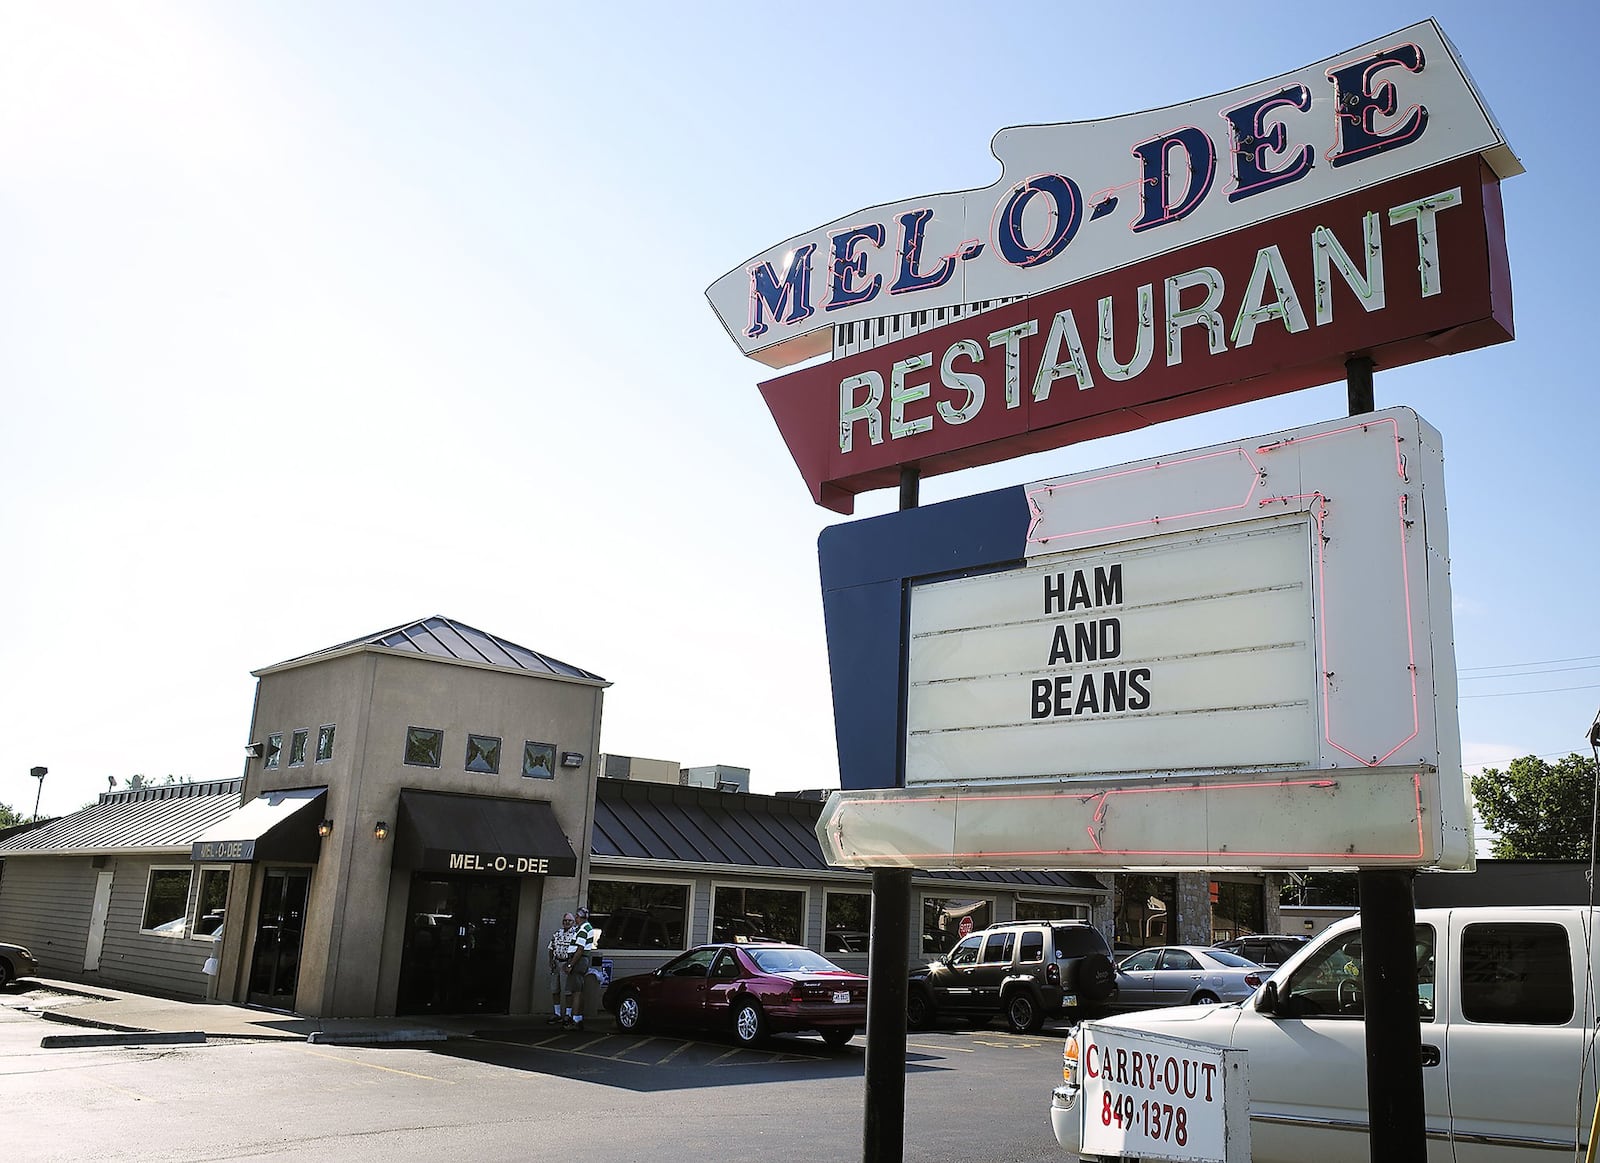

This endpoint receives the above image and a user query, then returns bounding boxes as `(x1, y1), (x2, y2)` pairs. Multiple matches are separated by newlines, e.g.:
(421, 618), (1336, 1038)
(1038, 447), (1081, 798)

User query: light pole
(28, 766), (46, 822)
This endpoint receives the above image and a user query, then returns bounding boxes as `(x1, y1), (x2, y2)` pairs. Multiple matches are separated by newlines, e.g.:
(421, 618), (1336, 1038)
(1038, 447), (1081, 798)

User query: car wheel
(906, 987), (935, 1031)
(733, 999), (768, 1047)
(0, 959), (12, 989)
(1004, 990), (1043, 1033)
(820, 1027), (855, 1048)
(615, 990), (645, 1032)
(1192, 991), (1219, 1005)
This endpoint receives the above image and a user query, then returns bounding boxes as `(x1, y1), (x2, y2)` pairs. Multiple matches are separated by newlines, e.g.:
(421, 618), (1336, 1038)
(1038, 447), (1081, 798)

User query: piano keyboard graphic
(832, 297), (1023, 359)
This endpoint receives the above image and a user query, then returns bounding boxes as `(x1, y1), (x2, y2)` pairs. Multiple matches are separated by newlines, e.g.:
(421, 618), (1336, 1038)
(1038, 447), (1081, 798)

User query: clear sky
(2, 1), (1595, 834)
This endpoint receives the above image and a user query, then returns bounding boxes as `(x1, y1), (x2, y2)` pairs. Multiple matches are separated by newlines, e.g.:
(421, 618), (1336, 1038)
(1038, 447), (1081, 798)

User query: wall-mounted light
(317, 818), (334, 839)
(243, 743), (263, 759)
(560, 752), (585, 768)
(373, 820), (389, 841)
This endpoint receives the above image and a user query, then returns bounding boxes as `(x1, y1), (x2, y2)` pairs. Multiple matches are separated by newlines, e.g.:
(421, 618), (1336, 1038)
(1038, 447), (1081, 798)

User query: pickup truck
(1051, 906), (1600, 1161)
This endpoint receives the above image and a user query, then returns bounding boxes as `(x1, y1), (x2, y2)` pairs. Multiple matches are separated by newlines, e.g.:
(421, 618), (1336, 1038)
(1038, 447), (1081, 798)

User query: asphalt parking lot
(1, 990), (1073, 1162)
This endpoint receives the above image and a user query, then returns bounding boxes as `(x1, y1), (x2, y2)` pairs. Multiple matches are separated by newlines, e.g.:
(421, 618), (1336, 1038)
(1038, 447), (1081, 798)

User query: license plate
(832, 991), (851, 1004)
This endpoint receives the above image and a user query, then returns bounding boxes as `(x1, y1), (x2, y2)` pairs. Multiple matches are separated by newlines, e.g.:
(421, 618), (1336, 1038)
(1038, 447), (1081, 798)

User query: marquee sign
(710, 21), (1519, 514)
(814, 408), (1471, 871)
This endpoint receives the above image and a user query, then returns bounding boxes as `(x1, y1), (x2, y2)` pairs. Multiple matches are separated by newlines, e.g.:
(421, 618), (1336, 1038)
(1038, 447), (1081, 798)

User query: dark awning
(190, 787), (327, 863)
(395, 789), (578, 877)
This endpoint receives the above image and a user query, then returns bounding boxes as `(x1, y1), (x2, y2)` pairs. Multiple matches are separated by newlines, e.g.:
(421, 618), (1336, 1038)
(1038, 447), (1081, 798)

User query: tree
(1471, 753), (1600, 860)
(0, 801), (22, 828)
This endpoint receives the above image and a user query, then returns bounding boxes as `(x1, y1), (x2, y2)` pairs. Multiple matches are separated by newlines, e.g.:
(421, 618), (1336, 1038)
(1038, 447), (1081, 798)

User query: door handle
(1420, 1044), (1441, 1067)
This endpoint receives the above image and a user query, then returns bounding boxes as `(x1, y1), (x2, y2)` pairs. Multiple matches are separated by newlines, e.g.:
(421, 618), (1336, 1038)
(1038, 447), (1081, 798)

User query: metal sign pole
(861, 466), (920, 1163)
(1348, 357), (1426, 1162)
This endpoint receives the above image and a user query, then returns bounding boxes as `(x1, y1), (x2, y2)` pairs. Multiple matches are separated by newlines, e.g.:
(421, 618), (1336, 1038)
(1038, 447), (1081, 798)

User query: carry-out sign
(814, 407), (1471, 871)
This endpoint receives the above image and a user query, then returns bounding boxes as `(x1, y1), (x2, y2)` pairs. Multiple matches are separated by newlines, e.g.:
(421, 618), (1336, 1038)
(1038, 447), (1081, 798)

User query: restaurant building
(0, 615), (1278, 1016)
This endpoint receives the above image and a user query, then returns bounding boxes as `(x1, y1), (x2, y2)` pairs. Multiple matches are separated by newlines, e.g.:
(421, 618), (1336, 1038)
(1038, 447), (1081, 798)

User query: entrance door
(248, 868), (310, 1008)
(84, 870), (114, 971)
(396, 873), (520, 1015)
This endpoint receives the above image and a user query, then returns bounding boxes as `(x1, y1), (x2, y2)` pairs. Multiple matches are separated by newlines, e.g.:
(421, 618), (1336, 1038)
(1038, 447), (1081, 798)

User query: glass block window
(404, 726), (443, 767)
(142, 867), (194, 935)
(263, 734), (282, 770)
(288, 730), (308, 767)
(465, 734), (501, 775)
(316, 724), (335, 763)
(522, 741), (556, 780)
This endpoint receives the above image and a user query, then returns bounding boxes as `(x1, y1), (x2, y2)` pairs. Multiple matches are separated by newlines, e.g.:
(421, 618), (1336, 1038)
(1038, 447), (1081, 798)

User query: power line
(1460, 683), (1600, 699)
(1459, 653), (1600, 673)
(1461, 663), (1600, 681)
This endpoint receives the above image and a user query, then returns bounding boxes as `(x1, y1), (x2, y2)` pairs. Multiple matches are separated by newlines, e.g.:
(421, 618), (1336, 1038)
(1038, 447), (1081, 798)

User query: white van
(1051, 906), (1600, 1161)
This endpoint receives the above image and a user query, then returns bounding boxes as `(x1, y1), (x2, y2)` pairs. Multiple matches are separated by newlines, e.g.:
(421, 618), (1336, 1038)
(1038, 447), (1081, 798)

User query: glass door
(248, 868), (310, 1008)
(397, 873), (520, 1015)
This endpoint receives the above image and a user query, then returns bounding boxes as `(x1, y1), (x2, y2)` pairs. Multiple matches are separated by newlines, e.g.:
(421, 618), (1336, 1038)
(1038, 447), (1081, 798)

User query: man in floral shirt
(546, 911), (577, 1025)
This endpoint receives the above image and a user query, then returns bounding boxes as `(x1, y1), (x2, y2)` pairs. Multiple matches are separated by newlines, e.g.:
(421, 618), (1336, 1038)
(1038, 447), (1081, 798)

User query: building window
(922, 896), (993, 956)
(316, 724), (336, 763)
(522, 741), (556, 780)
(712, 885), (804, 945)
(824, 891), (871, 953)
(192, 868), (230, 938)
(1115, 874), (1177, 949)
(1212, 880), (1265, 943)
(404, 726), (443, 767)
(141, 867), (194, 936)
(465, 734), (501, 775)
(263, 733), (282, 770)
(1016, 898), (1089, 923)
(589, 880), (691, 951)
(288, 730), (308, 768)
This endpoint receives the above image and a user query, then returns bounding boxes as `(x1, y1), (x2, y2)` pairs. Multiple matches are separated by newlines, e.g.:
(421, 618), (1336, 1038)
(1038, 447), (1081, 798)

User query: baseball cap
(576, 907), (590, 918)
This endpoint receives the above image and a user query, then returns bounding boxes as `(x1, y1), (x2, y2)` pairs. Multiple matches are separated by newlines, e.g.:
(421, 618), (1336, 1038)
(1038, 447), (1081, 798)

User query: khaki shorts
(564, 955), (590, 994)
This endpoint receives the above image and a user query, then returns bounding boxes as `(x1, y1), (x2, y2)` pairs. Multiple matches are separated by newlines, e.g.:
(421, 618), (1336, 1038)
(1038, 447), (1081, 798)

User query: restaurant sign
(710, 21), (1519, 513)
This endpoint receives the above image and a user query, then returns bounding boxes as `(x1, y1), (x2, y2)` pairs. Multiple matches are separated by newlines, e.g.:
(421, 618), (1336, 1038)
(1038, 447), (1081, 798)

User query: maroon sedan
(602, 942), (867, 1047)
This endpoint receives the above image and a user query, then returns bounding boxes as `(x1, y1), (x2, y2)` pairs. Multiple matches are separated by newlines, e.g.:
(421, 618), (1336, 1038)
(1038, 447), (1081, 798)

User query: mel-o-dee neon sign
(711, 21), (1519, 515)
(711, 23), (1517, 872)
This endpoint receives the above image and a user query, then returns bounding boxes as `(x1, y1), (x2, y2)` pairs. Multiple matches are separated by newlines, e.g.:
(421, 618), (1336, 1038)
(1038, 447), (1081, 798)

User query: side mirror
(1256, 981), (1280, 1014)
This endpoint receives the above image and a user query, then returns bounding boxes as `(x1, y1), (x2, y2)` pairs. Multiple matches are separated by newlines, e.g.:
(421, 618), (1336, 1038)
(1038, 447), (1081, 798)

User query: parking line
(908, 1041), (973, 1053)
(705, 1048), (743, 1066)
(655, 1040), (696, 1066)
(303, 1048), (454, 1083)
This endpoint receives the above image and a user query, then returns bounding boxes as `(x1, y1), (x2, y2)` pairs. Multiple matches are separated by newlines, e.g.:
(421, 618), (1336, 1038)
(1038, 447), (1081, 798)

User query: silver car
(1108, 944), (1263, 1008)
(0, 940), (39, 988)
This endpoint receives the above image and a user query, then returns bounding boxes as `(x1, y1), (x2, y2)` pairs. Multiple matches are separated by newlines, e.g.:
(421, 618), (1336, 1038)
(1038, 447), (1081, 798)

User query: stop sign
(958, 915), (974, 939)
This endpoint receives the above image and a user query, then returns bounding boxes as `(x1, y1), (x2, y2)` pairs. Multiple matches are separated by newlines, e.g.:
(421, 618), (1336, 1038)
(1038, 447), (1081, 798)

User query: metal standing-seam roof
(254, 615), (606, 683)
(0, 779), (245, 857)
(591, 779), (1106, 892)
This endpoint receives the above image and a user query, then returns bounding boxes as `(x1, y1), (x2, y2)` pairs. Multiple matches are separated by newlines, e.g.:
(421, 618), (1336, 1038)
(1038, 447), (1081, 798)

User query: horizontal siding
(0, 856), (95, 975)
(94, 859), (210, 999)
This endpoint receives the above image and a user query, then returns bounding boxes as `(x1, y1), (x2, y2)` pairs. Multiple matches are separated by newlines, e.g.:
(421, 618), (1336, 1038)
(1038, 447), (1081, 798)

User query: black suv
(907, 920), (1116, 1033)
(1211, 934), (1308, 968)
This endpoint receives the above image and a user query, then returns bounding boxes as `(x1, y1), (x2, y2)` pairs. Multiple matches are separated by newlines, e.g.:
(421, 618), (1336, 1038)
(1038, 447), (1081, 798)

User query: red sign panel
(760, 157), (1510, 514)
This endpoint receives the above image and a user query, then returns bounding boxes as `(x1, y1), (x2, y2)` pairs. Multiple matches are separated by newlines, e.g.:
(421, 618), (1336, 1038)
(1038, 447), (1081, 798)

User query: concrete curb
(307, 1028), (452, 1045)
(41, 1030), (207, 1049)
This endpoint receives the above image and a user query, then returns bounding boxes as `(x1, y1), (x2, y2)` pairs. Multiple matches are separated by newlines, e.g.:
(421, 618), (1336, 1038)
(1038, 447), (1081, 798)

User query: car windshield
(749, 947), (845, 975)
(1204, 950), (1258, 968)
